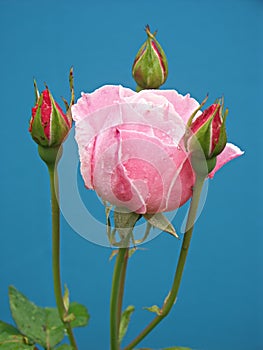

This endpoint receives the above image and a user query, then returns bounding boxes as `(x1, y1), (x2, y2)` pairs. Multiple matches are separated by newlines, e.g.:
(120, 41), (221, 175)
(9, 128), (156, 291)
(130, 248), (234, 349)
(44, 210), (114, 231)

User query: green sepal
(136, 85), (144, 92)
(109, 247), (137, 261)
(210, 107), (227, 158)
(186, 94), (209, 129)
(128, 247), (137, 257)
(69, 66), (75, 107)
(206, 157), (217, 174)
(50, 95), (71, 146)
(30, 94), (50, 146)
(191, 110), (215, 158)
(133, 222), (152, 244)
(104, 201), (113, 244)
(33, 79), (40, 103)
(149, 31), (168, 79)
(63, 67), (75, 123)
(62, 95), (70, 110)
(143, 213), (179, 239)
(30, 81), (72, 148)
(188, 101), (228, 160)
(118, 305), (135, 343)
(112, 210), (141, 247)
(109, 249), (119, 261)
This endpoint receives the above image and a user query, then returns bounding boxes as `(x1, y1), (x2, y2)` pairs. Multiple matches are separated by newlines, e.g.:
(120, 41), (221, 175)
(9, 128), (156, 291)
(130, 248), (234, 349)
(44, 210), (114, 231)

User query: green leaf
(162, 347), (191, 350)
(136, 348), (191, 350)
(0, 321), (35, 349)
(0, 333), (35, 350)
(0, 321), (34, 350)
(9, 286), (64, 348)
(118, 305), (135, 343)
(8, 286), (89, 349)
(0, 321), (20, 335)
(143, 304), (161, 315)
(55, 345), (74, 350)
(67, 302), (90, 328)
(143, 213), (179, 239)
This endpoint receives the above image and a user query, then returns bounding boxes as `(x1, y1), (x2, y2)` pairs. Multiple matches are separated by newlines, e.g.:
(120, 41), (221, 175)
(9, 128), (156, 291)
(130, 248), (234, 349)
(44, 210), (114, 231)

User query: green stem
(110, 248), (129, 350)
(117, 249), (129, 328)
(48, 165), (78, 350)
(123, 175), (205, 350)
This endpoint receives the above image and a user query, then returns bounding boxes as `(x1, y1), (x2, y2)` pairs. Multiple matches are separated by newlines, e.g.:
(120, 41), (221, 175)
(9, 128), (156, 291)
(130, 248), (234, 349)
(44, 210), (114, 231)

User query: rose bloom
(72, 86), (243, 214)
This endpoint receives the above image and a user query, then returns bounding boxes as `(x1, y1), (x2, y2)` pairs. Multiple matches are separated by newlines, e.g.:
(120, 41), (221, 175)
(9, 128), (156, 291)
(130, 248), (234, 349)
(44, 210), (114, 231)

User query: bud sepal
(186, 98), (228, 163)
(132, 25), (168, 90)
(29, 68), (74, 149)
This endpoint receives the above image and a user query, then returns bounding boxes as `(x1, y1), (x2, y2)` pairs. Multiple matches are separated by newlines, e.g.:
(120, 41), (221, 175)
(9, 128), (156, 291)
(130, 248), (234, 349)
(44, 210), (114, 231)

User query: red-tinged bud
(29, 88), (71, 147)
(29, 68), (74, 166)
(132, 25), (168, 90)
(185, 97), (227, 174)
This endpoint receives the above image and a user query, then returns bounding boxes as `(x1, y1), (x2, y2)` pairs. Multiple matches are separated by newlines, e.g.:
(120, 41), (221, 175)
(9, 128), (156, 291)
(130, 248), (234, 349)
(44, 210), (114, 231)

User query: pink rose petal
(209, 143), (244, 178)
(72, 85), (134, 123)
(151, 89), (200, 124)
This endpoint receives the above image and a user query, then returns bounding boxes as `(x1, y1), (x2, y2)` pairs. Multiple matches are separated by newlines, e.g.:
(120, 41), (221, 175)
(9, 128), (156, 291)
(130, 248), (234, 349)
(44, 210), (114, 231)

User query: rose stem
(123, 174), (206, 350)
(117, 248), (129, 327)
(110, 247), (129, 350)
(48, 164), (78, 350)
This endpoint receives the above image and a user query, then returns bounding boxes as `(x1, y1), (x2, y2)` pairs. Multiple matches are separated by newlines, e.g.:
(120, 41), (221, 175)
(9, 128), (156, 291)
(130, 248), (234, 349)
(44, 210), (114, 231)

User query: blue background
(0, 0), (262, 349)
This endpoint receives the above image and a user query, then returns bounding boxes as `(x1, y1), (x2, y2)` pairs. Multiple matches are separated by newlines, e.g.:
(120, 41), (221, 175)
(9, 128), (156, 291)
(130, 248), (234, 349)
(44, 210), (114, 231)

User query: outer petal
(118, 94), (186, 144)
(150, 89), (200, 124)
(71, 85), (134, 123)
(209, 143), (244, 178)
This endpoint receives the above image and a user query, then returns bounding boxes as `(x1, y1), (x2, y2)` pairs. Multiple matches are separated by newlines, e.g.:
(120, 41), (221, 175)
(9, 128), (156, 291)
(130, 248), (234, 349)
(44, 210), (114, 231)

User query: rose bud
(132, 25), (168, 90)
(29, 87), (72, 148)
(185, 98), (228, 174)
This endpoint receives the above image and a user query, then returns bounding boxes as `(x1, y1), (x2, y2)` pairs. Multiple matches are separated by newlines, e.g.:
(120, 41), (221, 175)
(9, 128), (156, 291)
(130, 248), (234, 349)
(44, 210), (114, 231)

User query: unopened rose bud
(29, 87), (71, 148)
(186, 98), (227, 174)
(29, 69), (74, 166)
(132, 25), (168, 90)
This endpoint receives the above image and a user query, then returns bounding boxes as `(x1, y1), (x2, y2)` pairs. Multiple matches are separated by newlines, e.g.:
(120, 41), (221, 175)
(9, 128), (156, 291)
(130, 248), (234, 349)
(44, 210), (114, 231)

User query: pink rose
(72, 85), (243, 214)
